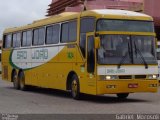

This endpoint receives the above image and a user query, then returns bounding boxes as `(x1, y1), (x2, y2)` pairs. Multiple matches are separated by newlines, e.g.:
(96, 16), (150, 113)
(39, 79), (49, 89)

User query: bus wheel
(12, 71), (19, 90)
(19, 71), (26, 91)
(71, 75), (80, 100)
(117, 93), (129, 99)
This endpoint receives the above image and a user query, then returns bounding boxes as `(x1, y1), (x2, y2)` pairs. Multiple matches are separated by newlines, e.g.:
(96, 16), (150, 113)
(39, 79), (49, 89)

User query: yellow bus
(2, 9), (159, 99)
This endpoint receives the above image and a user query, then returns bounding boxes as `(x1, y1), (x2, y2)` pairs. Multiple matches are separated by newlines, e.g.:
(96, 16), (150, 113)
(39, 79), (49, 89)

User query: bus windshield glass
(97, 19), (154, 32)
(97, 35), (157, 65)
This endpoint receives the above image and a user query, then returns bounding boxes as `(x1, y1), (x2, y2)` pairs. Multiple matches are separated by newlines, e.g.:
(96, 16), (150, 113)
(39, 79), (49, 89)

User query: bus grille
(135, 75), (146, 79)
(119, 75), (132, 79)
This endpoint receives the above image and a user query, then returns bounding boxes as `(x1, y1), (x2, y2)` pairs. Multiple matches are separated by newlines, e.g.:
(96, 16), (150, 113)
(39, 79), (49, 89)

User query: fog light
(99, 75), (118, 80)
(148, 75), (158, 79)
(149, 84), (158, 87)
(106, 76), (111, 80)
(153, 75), (157, 79)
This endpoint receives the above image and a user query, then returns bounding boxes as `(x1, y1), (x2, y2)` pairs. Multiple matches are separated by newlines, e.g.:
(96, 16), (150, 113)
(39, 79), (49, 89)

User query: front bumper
(97, 80), (158, 95)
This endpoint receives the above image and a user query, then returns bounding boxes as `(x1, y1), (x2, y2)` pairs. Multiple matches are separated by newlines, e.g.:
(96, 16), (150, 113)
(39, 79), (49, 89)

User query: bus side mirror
(95, 37), (100, 49)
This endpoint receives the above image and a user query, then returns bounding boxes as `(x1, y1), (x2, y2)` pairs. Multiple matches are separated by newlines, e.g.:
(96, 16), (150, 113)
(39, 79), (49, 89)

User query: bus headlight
(147, 75), (158, 79)
(99, 75), (118, 80)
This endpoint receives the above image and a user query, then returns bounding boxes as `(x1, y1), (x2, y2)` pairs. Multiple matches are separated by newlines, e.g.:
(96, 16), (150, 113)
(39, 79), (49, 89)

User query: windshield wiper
(118, 42), (132, 69)
(134, 41), (148, 69)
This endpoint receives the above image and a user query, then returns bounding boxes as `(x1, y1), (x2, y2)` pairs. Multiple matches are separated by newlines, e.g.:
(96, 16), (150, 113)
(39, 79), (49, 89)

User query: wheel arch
(66, 71), (77, 90)
(18, 69), (24, 77)
(11, 69), (17, 82)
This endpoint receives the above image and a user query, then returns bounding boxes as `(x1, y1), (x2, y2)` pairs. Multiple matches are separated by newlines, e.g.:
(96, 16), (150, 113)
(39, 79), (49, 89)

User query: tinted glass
(16, 32), (21, 47)
(80, 17), (95, 58)
(46, 26), (53, 44)
(132, 36), (156, 64)
(13, 33), (21, 48)
(38, 28), (45, 45)
(52, 24), (60, 44)
(69, 21), (77, 42)
(4, 34), (12, 48)
(22, 32), (27, 46)
(61, 23), (69, 43)
(87, 36), (95, 73)
(61, 20), (77, 43)
(80, 18), (95, 33)
(33, 29), (39, 45)
(13, 33), (17, 48)
(97, 20), (154, 32)
(5, 34), (12, 48)
(97, 35), (157, 65)
(26, 30), (32, 46)
(46, 24), (60, 44)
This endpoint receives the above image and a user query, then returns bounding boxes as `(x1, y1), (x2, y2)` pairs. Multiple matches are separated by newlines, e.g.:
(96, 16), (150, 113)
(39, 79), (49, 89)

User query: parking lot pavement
(0, 78), (160, 114)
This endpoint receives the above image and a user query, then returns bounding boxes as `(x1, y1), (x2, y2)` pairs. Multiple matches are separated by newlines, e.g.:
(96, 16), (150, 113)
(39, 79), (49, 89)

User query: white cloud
(0, 0), (51, 39)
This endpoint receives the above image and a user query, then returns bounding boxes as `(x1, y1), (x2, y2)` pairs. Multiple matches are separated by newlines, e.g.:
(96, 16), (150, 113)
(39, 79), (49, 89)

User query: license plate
(128, 83), (138, 88)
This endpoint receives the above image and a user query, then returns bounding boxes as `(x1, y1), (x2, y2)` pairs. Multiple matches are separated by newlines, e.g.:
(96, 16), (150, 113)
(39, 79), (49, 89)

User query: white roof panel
(92, 9), (150, 17)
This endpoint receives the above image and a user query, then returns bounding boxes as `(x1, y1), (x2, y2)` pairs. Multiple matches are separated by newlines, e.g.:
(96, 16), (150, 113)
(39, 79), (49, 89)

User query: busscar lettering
(32, 49), (48, 60)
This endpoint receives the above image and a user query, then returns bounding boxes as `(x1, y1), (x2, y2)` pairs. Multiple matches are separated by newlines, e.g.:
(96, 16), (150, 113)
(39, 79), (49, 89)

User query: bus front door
(85, 33), (97, 94)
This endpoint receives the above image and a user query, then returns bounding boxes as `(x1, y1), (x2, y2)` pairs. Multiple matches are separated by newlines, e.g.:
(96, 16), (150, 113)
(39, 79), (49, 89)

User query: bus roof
(3, 9), (153, 34)
(92, 9), (151, 17)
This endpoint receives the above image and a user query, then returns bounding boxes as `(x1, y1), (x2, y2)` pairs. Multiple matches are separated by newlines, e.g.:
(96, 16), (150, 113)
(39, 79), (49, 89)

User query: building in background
(47, 0), (160, 40)
(47, 0), (143, 16)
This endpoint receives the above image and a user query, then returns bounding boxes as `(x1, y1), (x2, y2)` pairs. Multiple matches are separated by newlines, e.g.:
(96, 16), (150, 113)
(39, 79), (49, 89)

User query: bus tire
(117, 93), (129, 99)
(71, 75), (81, 100)
(12, 71), (20, 90)
(19, 71), (26, 91)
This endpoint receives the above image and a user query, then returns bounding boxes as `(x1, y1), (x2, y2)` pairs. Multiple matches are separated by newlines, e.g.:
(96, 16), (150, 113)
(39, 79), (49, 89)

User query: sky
(0, 0), (51, 39)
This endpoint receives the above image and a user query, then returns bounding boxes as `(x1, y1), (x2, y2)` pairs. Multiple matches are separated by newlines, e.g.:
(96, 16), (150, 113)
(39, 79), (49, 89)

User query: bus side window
(26, 31), (32, 46)
(3, 34), (12, 49)
(22, 30), (32, 47)
(80, 17), (95, 58)
(46, 24), (60, 44)
(13, 32), (21, 48)
(61, 20), (77, 43)
(33, 27), (45, 46)
(22, 32), (27, 47)
(13, 33), (17, 48)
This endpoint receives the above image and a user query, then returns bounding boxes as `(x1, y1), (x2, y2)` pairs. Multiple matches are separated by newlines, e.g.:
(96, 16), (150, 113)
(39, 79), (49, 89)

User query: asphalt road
(0, 77), (160, 114)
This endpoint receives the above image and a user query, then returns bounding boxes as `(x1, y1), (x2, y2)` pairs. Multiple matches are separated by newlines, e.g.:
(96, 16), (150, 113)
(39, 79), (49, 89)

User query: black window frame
(12, 32), (21, 48)
(12, 33), (17, 48)
(33, 27), (45, 46)
(80, 17), (95, 33)
(96, 19), (155, 32)
(46, 24), (60, 45)
(22, 30), (32, 47)
(3, 34), (12, 49)
(61, 20), (77, 43)
(22, 31), (27, 47)
(87, 36), (95, 73)
(26, 30), (32, 46)
(80, 17), (95, 58)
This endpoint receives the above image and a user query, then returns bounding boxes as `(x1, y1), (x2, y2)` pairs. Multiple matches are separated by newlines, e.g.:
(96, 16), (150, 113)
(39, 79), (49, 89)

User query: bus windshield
(97, 19), (154, 32)
(97, 35), (157, 65)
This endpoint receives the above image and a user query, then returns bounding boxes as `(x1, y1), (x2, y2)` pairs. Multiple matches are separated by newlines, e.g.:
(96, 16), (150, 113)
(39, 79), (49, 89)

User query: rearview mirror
(95, 37), (100, 49)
